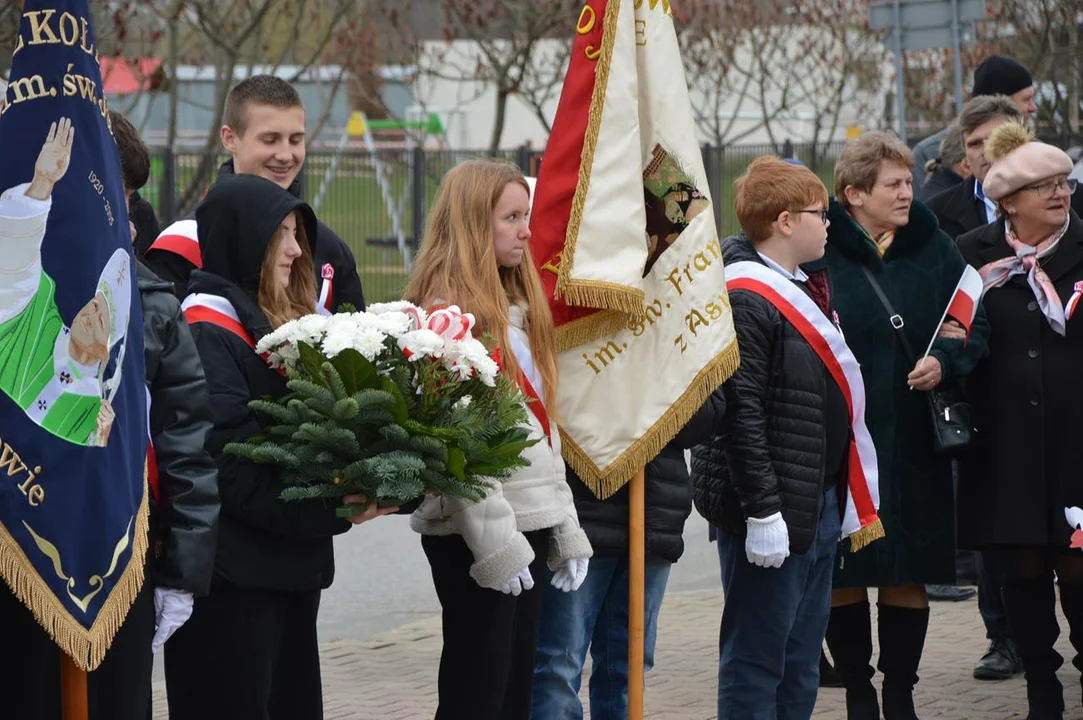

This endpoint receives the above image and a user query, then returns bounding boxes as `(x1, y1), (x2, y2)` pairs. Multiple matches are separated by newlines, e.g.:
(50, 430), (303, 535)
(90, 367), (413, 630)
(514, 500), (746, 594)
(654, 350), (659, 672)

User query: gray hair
(958, 94), (1024, 137)
(938, 121), (967, 169)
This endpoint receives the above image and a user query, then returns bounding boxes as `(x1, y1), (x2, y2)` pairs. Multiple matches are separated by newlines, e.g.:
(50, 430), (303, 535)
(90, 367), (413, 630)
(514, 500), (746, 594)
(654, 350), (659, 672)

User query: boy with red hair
(693, 156), (876, 718)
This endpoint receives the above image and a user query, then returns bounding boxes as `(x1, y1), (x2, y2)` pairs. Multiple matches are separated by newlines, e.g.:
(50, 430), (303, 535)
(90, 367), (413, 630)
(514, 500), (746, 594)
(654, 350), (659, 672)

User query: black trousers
(422, 529), (548, 720)
(165, 579), (323, 720)
(0, 570), (155, 720)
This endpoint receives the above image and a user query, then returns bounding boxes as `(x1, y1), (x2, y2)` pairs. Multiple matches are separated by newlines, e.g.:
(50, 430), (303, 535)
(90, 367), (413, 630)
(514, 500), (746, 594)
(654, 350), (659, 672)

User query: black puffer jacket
(145, 160), (365, 311)
(138, 260), (219, 596)
(691, 235), (849, 555)
(188, 175), (350, 592)
(569, 395), (724, 563)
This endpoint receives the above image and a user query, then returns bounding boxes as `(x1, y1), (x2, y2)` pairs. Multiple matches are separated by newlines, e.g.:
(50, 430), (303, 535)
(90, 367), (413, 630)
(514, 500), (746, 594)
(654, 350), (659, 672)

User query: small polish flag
(944, 265), (984, 336)
(921, 265), (984, 360)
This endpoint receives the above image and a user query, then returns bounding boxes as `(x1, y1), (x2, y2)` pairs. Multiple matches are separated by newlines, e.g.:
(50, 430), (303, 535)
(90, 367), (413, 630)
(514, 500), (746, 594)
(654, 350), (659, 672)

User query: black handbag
(859, 266), (976, 455)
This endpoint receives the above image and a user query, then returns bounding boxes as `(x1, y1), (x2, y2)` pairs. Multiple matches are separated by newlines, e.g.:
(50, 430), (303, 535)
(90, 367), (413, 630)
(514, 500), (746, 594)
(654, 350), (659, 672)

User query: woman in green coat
(805, 132), (990, 720)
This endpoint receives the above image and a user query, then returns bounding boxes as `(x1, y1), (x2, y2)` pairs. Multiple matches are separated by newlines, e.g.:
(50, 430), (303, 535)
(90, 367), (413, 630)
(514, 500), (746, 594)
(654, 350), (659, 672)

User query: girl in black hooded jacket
(163, 175), (393, 720)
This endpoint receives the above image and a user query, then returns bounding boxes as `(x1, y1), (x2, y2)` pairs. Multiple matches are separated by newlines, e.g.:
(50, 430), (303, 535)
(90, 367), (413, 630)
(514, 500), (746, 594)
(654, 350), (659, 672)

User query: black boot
(1003, 577), (1063, 719)
(876, 605), (928, 720)
(820, 648), (844, 688)
(825, 601), (880, 720)
(1057, 583), (1083, 710)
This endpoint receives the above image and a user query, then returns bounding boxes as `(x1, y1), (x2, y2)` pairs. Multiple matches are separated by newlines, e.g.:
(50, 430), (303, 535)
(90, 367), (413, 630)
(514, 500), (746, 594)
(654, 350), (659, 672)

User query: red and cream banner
(530, 0), (739, 497)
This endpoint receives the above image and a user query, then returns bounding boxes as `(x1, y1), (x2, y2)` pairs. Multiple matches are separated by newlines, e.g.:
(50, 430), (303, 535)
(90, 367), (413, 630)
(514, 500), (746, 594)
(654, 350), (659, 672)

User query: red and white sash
(726, 261), (883, 550)
(182, 293), (257, 349)
(149, 219), (202, 268)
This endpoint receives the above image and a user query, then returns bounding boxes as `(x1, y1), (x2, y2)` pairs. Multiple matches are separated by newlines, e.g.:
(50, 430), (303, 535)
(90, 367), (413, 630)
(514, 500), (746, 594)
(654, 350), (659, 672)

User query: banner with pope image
(0, 0), (148, 669)
(531, 0), (739, 497)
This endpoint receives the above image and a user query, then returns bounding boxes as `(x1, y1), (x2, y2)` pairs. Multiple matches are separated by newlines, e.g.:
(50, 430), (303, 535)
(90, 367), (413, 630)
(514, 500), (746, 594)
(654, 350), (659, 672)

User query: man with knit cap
(912, 55), (1038, 192)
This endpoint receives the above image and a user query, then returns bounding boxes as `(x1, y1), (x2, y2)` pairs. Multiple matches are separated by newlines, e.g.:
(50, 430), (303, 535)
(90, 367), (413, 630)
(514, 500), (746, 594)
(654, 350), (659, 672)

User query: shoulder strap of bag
(859, 265), (917, 365)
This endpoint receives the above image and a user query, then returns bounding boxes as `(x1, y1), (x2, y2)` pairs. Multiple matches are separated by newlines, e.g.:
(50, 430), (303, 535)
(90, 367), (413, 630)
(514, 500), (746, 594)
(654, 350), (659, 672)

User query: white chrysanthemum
(354, 327), (389, 361)
(294, 314), (330, 344)
(321, 332), (354, 358)
(366, 300), (416, 315)
(452, 395), (473, 411)
(471, 355), (499, 386)
(397, 329), (445, 359)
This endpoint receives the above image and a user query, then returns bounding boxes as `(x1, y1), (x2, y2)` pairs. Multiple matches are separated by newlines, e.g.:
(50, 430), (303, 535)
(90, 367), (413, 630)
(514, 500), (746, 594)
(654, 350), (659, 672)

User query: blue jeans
(531, 553), (671, 720)
(716, 487), (841, 720)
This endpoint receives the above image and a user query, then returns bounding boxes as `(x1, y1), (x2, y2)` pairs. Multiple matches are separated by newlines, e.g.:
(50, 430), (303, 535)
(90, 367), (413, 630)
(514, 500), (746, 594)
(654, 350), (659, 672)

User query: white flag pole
(920, 301), (953, 362)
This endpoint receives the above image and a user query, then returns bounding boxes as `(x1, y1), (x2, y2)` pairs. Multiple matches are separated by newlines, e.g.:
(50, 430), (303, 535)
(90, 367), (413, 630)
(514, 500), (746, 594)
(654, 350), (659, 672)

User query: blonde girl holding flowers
(405, 159), (592, 719)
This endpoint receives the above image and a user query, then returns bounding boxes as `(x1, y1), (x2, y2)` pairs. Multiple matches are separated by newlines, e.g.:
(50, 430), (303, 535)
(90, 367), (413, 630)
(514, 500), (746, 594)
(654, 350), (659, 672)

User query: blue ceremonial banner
(0, 0), (148, 669)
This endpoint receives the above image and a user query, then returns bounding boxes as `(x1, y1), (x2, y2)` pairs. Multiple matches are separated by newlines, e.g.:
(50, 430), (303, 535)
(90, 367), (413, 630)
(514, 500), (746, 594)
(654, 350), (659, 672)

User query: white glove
(551, 557), (589, 592)
(745, 513), (790, 569)
(498, 567), (534, 596)
(151, 588), (194, 653)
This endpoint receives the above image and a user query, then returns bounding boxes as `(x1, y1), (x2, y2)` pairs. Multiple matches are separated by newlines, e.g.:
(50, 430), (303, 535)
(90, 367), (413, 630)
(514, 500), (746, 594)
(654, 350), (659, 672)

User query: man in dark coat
(144, 75), (365, 311)
(928, 96), (1025, 242)
(912, 55), (1038, 193)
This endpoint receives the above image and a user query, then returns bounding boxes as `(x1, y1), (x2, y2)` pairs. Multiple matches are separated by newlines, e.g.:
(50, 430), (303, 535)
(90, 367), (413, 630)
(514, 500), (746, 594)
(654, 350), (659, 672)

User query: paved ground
(151, 588), (1082, 719)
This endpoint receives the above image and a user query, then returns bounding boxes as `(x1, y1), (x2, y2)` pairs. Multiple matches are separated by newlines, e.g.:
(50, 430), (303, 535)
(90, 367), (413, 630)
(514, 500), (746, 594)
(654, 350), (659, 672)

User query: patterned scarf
(978, 217), (1071, 335)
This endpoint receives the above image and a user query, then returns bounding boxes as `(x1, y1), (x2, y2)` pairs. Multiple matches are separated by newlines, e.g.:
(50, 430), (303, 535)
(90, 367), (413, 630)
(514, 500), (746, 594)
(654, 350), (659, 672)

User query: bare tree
(391, 0), (577, 150)
(783, 0), (888, 167)
(125, 0), (368, 215)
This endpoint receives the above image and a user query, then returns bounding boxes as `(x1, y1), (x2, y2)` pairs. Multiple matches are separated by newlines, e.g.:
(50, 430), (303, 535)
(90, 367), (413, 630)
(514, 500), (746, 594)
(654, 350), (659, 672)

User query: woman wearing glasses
(804, 132), (990, 719)
(956, 122), (1083, 720)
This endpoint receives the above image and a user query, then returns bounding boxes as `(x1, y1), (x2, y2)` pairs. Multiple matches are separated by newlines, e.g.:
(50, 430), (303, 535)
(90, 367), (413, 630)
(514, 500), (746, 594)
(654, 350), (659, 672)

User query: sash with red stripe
(725, 260), (884, 551)
(180, 293), (285, 377)
(149, 219), (202, 268)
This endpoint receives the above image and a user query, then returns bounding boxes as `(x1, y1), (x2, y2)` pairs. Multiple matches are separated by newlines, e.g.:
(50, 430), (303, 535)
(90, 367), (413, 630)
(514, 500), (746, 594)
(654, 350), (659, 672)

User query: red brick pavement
(152, 589), (1082, 719)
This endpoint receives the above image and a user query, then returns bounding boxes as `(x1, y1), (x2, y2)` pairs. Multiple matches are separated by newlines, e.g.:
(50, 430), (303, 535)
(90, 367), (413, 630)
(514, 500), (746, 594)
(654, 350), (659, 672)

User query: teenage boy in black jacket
(692, 156), (868, 719)
(145, 75), (364, 311)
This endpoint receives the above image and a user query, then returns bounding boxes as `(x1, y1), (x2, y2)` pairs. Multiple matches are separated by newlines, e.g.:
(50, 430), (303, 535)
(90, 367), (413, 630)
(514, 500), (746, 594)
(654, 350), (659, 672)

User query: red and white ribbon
(1066, 281), (1083, 323)
(726, 261), (882, 547)
(317, 263), (334, 316)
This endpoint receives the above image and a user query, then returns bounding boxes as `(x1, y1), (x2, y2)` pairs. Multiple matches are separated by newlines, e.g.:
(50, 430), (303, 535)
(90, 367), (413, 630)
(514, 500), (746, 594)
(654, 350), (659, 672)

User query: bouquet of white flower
(225, 302), (537, 516)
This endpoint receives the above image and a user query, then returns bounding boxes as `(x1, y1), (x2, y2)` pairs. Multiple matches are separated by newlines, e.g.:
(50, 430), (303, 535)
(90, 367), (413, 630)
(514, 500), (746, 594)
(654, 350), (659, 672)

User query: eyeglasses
(1023, 178), (1078, 199)
(794, 209), (829, 225)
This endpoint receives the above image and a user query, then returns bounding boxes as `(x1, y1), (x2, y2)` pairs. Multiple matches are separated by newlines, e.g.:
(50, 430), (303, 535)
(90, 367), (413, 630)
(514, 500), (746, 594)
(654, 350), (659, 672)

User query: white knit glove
(498, 567), (534, 596)
(550, 557), (589, 592)
(151, 588), (194, 652)
(745, 513), (790, 569)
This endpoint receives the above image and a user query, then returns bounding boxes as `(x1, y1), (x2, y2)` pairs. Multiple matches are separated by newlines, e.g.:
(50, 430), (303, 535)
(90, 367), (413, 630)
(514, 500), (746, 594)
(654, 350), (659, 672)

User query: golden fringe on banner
(562, 339), (741, 499)
(846, 518), (885, 553)
(555, 0), (646, 335)
(0, 473), (150, 672)
(555, 309), (629, 353)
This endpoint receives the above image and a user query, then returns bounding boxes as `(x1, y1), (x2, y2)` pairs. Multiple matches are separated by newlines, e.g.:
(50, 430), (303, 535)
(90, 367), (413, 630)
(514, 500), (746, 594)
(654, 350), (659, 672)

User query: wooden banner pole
(60, 650), (89, 720)
(628, 467), (646, 720)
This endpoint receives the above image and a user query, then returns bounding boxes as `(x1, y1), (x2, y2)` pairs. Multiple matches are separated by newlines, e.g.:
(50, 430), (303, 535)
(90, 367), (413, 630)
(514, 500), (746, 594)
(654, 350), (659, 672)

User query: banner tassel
(0, 474), (150, 672)
(562, 339), (740, 499)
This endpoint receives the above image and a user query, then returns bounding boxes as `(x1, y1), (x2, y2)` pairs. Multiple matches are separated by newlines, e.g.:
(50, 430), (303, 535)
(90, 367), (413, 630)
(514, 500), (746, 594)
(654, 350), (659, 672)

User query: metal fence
(144, 141), (848, 303)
